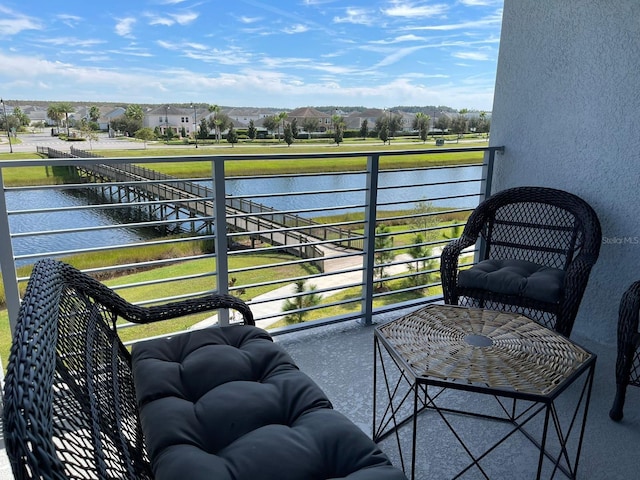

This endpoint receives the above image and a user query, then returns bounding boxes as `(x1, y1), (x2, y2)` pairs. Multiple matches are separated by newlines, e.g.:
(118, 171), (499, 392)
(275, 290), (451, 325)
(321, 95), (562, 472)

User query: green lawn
(0, 251), (318, 366)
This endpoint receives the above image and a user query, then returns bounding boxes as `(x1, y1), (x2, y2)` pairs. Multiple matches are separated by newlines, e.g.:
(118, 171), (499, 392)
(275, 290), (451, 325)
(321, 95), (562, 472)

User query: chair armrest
(556, 253), (600, 336)
(124, 293), (254, 326)
(440, 235), (478, 304)
(59, 259), (254, 326)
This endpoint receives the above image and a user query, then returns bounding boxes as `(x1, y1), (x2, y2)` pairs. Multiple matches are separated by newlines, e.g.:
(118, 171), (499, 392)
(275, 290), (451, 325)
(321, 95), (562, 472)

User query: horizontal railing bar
(10, 217), (215, 238)
(228, 186), (367, 200)
(8, 196), (216, 215)
(0, 146), (502, 168)
(13, 235), (213, 261)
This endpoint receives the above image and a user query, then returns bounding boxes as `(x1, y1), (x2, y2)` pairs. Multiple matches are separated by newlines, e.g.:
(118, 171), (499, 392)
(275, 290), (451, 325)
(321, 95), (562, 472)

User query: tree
(375, 115), (389, 144)
(207, 104), (228, 143)
(111, 115), (142, 137)
(412, 113), (431, 143)
(89, 105), (101, 122)
(277, 111), (288, 142)
(134, 127), (156, 149)
(434, 115), (450, 136)
(79, 119), (99, 149)
(226, 123), (238, 147)
(450, 115), (468, 142)
(332, 115), (345, 145)
(207, 108), (231, 143)
(301, 117), (319, 139)
(283, 123), (294, 146)
(388, 113), (403, 139)
(125, 104), (144, 121)
(247, 119), (257, 140)
(262, 115), (279, 135)
(47, 104), (64, 134)
(281, 279), (322, 324)
(199, 118), (209, 139)
(289, 117), (298, 139)
(359, 118), (369, 139)
(57, 102), (74, 137)
(12, 107), (30, 127)
(374, 223), (395, 291)
(406, 233), (437, 288)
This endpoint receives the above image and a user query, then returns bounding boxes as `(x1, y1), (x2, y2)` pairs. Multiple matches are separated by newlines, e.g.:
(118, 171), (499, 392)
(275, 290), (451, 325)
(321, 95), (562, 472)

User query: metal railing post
(213, 158), (230, 325)
(476, 146), (503, 261)
(0, 169), (21, 332)
(360, 153), (380, 325)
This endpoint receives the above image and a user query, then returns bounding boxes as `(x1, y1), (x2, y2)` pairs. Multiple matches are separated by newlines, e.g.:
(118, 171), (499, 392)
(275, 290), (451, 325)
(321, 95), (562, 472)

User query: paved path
(192, 251), (419, 330)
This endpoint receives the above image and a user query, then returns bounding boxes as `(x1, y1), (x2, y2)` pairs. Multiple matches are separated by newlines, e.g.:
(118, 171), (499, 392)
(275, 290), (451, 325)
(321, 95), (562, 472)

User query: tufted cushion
(458, 259), (565, 303)
(131, 325), (406, 480)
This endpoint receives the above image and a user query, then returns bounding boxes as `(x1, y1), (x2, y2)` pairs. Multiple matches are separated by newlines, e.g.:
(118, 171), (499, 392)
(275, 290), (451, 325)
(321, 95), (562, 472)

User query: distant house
(143, 105), (201, 137)
(100, 107), (126, 132)
(345, 108), (385, 131)
(226, 107), (277, 127)
(287, 107), (331, 133)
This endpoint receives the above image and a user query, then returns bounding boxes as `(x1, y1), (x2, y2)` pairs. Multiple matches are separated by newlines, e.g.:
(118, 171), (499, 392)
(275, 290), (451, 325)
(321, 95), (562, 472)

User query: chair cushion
(458, 259), (565, 303)
(131, 325), (405, 480)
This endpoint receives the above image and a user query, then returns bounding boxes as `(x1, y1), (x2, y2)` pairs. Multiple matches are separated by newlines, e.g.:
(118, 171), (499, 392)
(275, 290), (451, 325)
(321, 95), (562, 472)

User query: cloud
(283, 24), (309, 34)
(147, 11), (199, 26)
(333, 7), (376, 26)
(0, 6), (42, 36)
(57, 14), (83, 28)
(381, 1), (449, 18)
(371, 34), (426, 44)
(373, 45), (429, 68)
(407, 10), (502, 31)
(172, 12), (199, 25)
(453, 51), (491, 61)
(115, 17), (137, 38)
(40, 37), (106, 48)
(239, 16), (261, 24)
(460, 0), (502, 6)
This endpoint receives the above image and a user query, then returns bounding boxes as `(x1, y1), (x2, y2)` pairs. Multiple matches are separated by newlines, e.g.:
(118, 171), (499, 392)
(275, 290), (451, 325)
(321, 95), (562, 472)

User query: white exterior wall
(489, 0), (640, 343)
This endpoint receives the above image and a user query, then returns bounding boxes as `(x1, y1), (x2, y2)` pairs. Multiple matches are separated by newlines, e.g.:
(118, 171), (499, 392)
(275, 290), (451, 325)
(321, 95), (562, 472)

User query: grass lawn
(0, 251), (318, 366)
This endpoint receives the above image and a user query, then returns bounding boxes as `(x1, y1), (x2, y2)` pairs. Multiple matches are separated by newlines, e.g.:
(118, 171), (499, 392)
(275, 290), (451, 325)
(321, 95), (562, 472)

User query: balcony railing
(0, 145), (503, 344)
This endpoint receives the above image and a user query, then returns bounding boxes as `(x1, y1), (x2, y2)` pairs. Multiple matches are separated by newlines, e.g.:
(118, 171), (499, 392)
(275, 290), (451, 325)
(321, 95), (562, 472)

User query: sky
(0, 0), (503, 110)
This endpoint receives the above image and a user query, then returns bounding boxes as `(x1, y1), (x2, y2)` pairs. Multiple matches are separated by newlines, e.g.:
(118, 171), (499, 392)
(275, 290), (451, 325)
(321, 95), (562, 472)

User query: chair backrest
(3, 259), (153, 479)
(468, 186), (601, 270)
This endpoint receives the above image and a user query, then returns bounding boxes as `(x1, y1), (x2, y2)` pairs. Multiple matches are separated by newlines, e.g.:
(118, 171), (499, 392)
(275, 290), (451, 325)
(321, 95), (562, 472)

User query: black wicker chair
(2, 258), (254, 480)
(440, 186), (601, 337)
(610, 280), (640, 421)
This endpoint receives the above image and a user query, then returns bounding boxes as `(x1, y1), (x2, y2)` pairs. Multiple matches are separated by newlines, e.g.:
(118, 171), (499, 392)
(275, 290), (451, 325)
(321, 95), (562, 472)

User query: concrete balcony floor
(0, 307), (638, 479)
(274, 308), (640, 480)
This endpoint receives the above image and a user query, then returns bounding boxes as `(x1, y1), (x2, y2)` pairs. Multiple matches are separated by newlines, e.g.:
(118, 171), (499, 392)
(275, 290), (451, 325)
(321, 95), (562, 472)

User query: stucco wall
(489, 0), (640, 343)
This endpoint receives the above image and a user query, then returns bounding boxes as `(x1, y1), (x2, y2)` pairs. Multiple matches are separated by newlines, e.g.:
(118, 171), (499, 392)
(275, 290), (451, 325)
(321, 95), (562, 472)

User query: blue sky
(0, 0), (503, 110)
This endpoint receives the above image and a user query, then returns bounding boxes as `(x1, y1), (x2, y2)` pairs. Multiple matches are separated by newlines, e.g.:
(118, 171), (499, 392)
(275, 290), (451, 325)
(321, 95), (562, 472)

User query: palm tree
(47, 104), (64, 134)
(208, 104), (221, 142)
(57, 102), (74, 137)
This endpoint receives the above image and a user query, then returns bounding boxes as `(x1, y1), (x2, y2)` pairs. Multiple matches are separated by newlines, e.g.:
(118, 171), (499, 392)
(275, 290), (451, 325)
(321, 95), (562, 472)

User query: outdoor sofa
(3, 258), (406, 479)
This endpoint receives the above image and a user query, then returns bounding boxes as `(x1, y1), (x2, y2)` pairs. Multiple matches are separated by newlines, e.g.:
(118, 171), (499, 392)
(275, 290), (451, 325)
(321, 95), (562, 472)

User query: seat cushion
(458, 259), (565, 303)
(131, 325), (405, 480)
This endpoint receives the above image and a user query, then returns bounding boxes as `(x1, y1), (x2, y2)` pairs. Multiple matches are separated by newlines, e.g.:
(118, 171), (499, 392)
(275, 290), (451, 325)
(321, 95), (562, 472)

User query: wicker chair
(610, 280), (640, 421)
(2, 258), (254, 480)
(440, 186), (601, 337)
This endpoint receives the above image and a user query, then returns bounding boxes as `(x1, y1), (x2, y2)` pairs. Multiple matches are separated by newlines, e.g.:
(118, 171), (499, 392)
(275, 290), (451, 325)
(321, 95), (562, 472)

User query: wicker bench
(3, 259), (406, 480)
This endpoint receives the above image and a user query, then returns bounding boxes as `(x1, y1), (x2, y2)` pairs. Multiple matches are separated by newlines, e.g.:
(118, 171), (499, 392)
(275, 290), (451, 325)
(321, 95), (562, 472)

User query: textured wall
(489, 0), (640, 342)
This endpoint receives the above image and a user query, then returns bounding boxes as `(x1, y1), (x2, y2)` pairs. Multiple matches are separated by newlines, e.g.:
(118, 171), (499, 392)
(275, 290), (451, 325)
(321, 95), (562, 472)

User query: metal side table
(373, 304), (595, 480)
